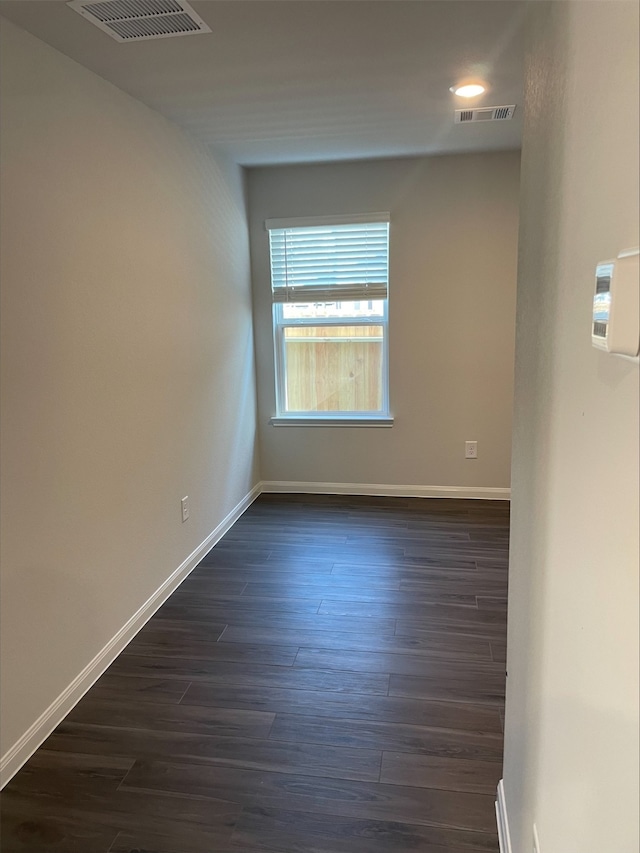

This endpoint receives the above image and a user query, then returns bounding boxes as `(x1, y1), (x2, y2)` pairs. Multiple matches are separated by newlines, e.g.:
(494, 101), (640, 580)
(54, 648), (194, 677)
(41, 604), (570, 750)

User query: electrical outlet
(181, 496), (190, 523)
(465, 440), (478, 459)
(533, 823), (541, 853)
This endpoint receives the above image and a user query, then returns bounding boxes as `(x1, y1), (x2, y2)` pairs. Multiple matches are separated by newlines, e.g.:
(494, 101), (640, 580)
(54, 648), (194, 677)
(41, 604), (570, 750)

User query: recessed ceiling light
(450, 83), (486, 98)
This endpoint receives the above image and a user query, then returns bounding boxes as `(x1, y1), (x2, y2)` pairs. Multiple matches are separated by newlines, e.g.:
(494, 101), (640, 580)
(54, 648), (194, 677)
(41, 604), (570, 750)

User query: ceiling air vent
(455, 105), (516, 124)
(67, 0), (211, 42)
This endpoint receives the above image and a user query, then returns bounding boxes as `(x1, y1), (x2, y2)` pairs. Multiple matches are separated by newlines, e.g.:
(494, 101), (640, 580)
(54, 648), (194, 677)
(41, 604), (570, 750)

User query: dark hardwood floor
(0, 494), (509, 853)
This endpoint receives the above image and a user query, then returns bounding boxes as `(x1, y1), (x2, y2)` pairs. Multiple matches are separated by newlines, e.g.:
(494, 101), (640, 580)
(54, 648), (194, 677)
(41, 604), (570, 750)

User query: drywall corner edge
(0, 481), (262, 789)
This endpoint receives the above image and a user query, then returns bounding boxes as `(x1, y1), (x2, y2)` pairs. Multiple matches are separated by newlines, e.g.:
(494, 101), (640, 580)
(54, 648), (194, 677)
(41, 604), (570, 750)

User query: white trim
(265, 212), (390, 230)
(496, 779), (513, 853)
(260, 481), (510, 500)
(0, 482), (261, 790)
(270, 416), (394, 428)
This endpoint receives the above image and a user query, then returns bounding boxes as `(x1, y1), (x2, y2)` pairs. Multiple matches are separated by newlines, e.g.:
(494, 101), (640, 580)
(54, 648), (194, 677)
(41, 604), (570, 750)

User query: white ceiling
(0, 0), (526, 166)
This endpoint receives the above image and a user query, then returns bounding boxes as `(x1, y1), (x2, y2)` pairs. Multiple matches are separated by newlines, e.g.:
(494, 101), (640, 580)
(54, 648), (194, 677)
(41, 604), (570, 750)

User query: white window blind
(267, 214), (390, 304)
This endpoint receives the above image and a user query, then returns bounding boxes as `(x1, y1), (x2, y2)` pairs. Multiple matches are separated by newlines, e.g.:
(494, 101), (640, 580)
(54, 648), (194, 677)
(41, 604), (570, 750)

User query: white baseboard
(261, 480), (511, 500)
(496, 779), (513, 853)
(0, 482), (261, 790)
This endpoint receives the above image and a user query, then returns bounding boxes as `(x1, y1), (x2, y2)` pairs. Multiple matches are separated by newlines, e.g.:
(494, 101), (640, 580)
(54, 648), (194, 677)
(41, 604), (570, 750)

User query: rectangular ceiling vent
(455, 105), (516, 124)
(67, 0), (211, 42)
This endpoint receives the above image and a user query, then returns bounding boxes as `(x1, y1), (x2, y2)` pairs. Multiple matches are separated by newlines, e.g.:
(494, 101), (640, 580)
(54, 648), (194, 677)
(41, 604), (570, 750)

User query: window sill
(270, 415), (394, 428)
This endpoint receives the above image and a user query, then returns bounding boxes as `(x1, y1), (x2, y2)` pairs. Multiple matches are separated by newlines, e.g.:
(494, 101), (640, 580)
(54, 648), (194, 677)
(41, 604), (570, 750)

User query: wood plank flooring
(0, 493), (509, 853)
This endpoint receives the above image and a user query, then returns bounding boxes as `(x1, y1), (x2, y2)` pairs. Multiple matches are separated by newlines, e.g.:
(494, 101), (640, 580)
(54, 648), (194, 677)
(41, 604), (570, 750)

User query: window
(267, 213), (391, 425)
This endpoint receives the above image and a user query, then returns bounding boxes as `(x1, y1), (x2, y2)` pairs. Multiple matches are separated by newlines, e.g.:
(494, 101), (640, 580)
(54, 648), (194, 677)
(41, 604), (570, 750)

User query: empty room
(0, 2), (638, 852)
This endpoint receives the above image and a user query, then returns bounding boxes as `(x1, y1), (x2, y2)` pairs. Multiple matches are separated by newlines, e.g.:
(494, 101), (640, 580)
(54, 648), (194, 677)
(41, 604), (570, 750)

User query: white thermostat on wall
(592, 248), (639, 358)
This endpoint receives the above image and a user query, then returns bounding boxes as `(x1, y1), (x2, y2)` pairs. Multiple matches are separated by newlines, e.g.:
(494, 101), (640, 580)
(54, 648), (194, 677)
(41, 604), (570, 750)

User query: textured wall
(503, 3), (639, 851)
(248, 153), (520, 491)
(0, 20), (259, 758)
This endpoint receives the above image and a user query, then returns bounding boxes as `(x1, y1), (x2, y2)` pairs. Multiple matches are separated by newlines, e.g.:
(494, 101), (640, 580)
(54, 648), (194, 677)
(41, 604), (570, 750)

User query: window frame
(272, 299), (391, 424)
(266, 213), (393, 426)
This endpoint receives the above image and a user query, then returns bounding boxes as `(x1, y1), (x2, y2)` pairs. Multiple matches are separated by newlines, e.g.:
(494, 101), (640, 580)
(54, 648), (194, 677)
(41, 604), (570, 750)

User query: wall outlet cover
(181, 496), (190, 522)
(465, 440), (478, 459)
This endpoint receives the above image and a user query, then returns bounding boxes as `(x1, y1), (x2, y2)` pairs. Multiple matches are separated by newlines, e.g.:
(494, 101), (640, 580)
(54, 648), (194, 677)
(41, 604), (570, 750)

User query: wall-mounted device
(592, 248), (639, 358)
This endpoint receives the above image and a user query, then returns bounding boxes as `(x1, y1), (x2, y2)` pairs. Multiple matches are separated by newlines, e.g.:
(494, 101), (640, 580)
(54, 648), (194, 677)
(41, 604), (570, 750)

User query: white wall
(0, 20), (259, 764)
(248, 153), (520, 493)
(503, 2), (639, 852)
